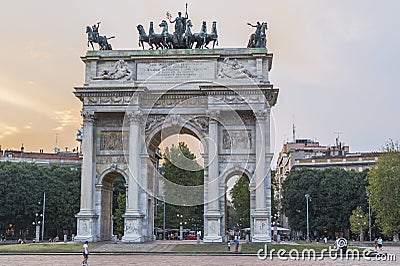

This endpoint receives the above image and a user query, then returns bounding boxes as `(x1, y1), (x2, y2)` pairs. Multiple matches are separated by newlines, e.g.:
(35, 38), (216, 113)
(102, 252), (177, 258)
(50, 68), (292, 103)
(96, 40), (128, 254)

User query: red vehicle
(186, 235), (197, 240)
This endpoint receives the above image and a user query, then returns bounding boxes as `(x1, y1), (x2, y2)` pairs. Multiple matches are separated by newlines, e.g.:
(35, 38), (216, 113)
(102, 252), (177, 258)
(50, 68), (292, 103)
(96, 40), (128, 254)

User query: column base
(122, 211), (145, 243)
(75, 212), (98, 242)
(204, 211), (223, 243)
(252, 210), (271, 243)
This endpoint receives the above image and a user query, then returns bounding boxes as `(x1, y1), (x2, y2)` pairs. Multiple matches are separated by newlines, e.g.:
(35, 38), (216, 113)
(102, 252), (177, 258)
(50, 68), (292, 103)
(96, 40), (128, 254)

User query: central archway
(146, 120), (206, 240)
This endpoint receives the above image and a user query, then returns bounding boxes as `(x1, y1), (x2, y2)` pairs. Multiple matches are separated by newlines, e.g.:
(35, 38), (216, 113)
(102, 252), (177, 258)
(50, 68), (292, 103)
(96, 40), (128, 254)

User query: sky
(1, 0), (399, 165)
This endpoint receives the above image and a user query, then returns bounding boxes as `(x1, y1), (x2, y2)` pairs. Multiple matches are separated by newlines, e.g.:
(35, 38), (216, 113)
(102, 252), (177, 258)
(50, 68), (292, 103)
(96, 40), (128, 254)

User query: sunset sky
(1, 0), (399, 164)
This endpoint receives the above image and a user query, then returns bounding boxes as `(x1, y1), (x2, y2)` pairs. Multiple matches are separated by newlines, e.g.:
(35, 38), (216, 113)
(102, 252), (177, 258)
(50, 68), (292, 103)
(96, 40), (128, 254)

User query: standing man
(377, 236), (383, 251)
(82, 240), (89, 266)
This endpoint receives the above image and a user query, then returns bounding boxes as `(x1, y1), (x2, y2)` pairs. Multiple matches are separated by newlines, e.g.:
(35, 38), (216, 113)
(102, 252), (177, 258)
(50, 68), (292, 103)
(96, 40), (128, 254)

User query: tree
(282, 168), (367, 238)
(350, 206), (368, 241)
(0, 162), (80, 239)
(112, 177), (126, 234)
(230, 176), (250, 229)
(367, 140), (400, 241)
(113, 193), (126, 234)
(162, 142), (204, 230)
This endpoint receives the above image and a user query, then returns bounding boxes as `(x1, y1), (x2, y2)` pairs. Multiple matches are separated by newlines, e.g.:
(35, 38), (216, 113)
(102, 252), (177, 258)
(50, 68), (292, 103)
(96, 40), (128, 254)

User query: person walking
(373, 238), (378, 251)
(82, 241), (89, 266)
(377, 236), (383, 251)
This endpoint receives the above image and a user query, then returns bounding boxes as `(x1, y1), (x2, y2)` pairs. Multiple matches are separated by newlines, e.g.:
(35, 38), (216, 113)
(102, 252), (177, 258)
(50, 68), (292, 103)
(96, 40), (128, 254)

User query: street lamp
(32, 213), (42, 243)
(273, 213), (279, 241)
(367, 192), (372, 241)
(305, 194), (311, 242)
(177, 214), (183, 240)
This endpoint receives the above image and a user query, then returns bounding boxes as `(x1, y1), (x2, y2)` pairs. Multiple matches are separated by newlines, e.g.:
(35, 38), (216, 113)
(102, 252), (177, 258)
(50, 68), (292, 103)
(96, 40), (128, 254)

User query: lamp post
(305, 194), (311, 241)
(32, 213), (42, 243)
(177, 214), (183, 240)
(273, 213), (279, 241)
(41, 192), (45, 241)
(367, 192), (372, 241)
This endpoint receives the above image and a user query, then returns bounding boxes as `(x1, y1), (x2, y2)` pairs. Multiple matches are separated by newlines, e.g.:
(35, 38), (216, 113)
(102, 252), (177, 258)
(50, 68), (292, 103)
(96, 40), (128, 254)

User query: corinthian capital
(206, 110), (220, 122)
(127, 111), (143, 124)
(81, 110), (95, 123)
(254, 109), (269, 122)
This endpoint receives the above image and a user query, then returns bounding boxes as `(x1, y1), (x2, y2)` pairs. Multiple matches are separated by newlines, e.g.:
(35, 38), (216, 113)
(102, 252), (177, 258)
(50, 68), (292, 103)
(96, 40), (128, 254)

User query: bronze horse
(86, 26), (114, 50)
(158, 20), (175, 49)
(137, 24), (161, 50)
(192, 21), (218, 49)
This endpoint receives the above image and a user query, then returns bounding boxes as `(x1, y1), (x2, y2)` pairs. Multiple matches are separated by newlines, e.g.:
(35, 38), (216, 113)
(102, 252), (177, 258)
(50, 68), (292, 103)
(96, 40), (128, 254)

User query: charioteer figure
(86, 22), (114, 50)
(167, 3), (189, 48)
(247, 21), (267, 48)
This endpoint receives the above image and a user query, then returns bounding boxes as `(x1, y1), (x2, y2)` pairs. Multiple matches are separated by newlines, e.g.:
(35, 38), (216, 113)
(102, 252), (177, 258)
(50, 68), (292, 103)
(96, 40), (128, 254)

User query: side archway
(97, 168), (128, 241)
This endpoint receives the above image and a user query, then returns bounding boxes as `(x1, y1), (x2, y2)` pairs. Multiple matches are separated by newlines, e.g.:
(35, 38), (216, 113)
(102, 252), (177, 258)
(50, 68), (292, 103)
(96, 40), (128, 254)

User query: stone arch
(145, 120), (207, 236)
(145, 116), (207, 160)
(220, 167), (256, 241)
(96, 169), (128, 241)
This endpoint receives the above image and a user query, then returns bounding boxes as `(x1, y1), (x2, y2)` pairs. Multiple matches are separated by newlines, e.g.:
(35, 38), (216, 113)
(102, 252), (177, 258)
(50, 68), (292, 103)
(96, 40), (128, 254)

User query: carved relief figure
(218, 58), (256, 79)
(100, 131), (123, 150)
(125, 221), (138, 234)
(93, 60), (133, 80)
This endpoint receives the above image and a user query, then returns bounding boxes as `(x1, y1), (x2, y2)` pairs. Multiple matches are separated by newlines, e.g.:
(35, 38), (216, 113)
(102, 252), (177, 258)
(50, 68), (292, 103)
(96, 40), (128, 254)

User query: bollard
(63, 234), (67, 243)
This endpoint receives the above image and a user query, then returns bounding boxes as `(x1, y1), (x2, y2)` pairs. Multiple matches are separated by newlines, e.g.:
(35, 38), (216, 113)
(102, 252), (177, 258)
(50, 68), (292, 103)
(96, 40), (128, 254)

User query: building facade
(274, 138), (379, 229)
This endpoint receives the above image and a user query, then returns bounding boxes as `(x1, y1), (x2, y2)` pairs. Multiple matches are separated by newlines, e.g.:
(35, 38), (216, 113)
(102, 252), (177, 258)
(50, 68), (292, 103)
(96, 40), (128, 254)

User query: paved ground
(1, 246), (399, 266)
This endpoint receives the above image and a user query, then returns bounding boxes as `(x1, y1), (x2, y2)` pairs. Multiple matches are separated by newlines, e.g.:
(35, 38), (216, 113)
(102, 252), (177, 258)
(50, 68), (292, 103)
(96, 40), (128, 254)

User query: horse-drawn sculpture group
(85, 4), (267, 51)
(137, 19), (218, 50)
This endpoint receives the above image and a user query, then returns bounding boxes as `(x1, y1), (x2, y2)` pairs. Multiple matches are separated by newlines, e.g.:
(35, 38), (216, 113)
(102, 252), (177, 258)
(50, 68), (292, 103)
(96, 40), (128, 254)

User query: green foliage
(113, 193), (126, 234)
(282, 168), (367, 237)
(161, 142), (204, 230)
(230, 176), (250, 228)
(350, 206), (368, 238)
(367, 140), (400, 237)
(226, 204), (238, 230)
(0, 162), (80, 239)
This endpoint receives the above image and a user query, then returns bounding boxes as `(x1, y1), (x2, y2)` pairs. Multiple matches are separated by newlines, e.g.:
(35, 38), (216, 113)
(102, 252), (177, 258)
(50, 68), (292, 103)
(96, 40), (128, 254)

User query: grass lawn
(0, 243), (83, 253)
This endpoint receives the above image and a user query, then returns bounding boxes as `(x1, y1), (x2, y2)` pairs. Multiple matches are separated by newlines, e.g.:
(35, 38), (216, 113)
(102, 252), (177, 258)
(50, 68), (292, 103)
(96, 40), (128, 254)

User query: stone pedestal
(74, 213), (98, 242)
(121, 212), (144, 243)
(203, 212), (223, 243)
(252, 211), (271, 242)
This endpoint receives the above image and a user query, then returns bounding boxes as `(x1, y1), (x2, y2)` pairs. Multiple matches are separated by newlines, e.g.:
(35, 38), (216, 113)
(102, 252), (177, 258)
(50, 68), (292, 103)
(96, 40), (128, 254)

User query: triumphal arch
(74, 17), (278, 243)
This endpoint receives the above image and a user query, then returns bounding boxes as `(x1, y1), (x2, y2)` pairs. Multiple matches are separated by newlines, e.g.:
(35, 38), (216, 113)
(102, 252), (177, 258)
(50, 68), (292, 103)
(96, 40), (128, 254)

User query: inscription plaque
(137, 60), (215, 81)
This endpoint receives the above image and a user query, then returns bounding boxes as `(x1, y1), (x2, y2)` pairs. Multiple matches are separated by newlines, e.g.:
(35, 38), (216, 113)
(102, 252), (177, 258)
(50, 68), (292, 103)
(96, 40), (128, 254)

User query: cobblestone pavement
(1, 246), (399, 266)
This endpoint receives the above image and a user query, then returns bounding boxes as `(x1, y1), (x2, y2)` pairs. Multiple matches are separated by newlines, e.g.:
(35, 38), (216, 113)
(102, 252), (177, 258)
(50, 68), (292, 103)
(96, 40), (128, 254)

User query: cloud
(51, 109), (81, 131)
(0, 85), (51, 115)
(0, 124), (19, 139)
(24, 122), (33, 129)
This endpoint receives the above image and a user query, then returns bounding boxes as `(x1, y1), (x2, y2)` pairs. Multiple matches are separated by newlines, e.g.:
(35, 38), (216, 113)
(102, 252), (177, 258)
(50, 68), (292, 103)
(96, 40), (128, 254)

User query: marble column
(252, 109), (271, 242)
(75, 110), (98, 242)
(204, 110), (222, 243)
(122, 110), (144, 243)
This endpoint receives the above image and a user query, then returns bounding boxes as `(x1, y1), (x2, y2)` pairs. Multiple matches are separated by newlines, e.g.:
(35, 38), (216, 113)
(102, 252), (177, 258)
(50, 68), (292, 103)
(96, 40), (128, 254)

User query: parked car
(186, 235), (197, 240)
